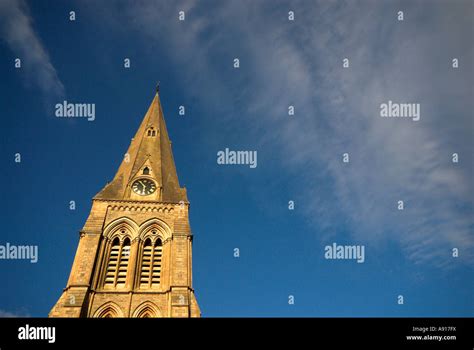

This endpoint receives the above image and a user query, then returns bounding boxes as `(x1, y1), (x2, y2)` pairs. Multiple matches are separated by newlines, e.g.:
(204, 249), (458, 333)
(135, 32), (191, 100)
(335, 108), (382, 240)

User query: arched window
(147, 127), (156, 137)
(104, 237), (130, 288)
(143, 167), (150, 175)
(140, 238), (162, 288)
(140, 239), (152, 287)
(93, 302), (124, 318)
(117, 238), (130, 287)
(152, 239), (162, 285)
(104, 238), (119, 286)
(132, 302), (160, 318)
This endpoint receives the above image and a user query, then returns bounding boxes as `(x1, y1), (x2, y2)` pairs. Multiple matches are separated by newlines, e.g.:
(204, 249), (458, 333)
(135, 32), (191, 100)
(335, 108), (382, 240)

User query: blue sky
(0, 0), (472, 317)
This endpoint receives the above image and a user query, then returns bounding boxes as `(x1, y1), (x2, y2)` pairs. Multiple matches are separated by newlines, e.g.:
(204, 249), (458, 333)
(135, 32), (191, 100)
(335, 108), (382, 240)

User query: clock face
(132, 179), (156, 196)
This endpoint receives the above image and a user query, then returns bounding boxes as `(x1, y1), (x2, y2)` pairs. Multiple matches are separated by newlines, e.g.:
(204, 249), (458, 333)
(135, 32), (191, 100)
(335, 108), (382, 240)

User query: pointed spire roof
(95, 92), (187, 203)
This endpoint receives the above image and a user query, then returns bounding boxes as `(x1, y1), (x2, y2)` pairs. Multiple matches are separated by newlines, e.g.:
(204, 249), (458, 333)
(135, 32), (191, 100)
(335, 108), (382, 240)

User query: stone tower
(49, 91), (200, 318)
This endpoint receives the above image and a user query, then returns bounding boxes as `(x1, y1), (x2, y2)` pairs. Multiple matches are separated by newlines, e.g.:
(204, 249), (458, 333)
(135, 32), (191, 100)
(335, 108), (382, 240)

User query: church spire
(95, 90), (187, 203)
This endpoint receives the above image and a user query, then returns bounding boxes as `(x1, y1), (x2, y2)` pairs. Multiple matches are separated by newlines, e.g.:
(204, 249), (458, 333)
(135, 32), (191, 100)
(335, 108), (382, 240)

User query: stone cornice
(93, 199), (193, 214)
(109, 204), (175, 214)
(90, 286), (196, 294)
(94, 198), (189, 206)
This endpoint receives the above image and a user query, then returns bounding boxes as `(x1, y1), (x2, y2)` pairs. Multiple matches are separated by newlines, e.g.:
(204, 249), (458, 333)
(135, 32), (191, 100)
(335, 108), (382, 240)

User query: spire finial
(156, 81), (160, 93)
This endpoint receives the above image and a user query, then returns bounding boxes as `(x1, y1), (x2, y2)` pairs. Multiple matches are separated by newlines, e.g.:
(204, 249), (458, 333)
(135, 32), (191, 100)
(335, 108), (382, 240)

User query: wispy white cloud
(245, 1), (474, 267)
(0, 0), (64, 99)
(0, 308), (29, 317)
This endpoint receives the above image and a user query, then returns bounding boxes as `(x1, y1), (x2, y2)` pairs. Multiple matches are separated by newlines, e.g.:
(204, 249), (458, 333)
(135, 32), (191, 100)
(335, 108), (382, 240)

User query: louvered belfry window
(104, 237), (130, 288)
(140, 238), (162, 288)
